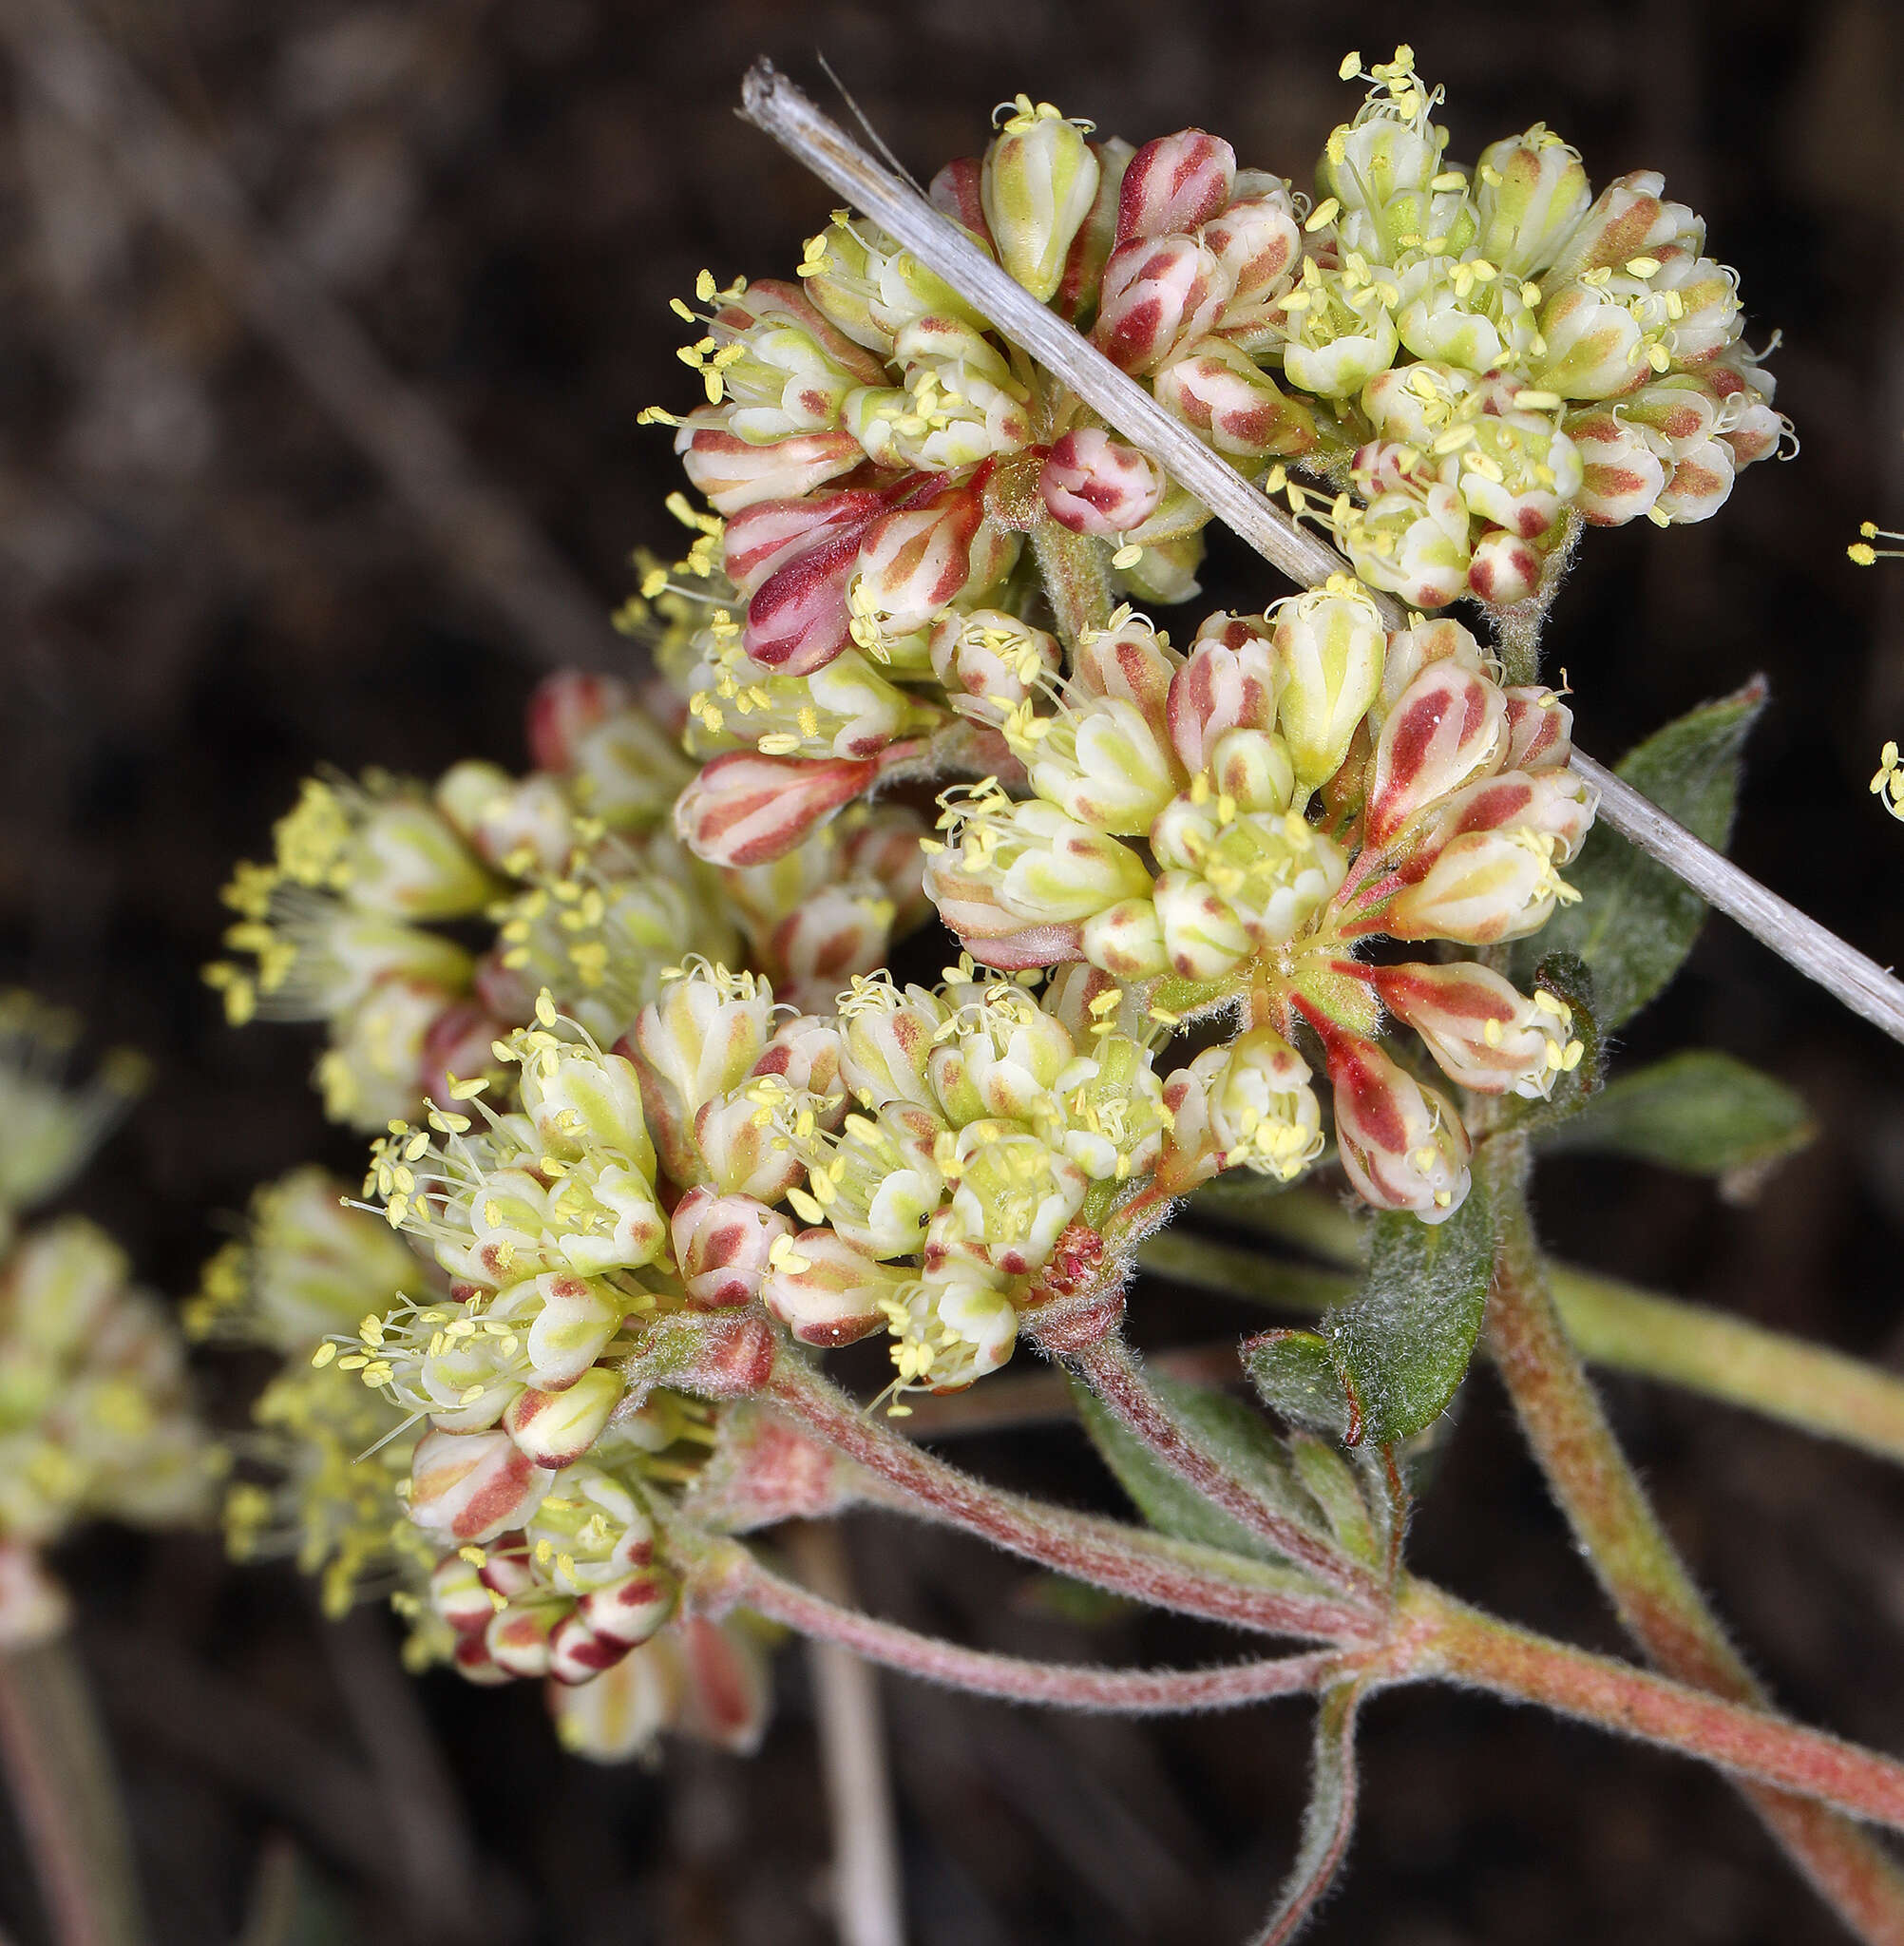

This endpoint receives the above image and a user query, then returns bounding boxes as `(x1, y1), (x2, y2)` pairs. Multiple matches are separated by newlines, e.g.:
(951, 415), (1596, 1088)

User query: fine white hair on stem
(737, 59), (1904, 1050)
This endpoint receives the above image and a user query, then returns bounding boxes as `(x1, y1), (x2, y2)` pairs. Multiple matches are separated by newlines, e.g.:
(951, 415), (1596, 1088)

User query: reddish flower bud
(1366, 663), (1509, 848)
(503, 1367), (623, 1469)
(1166, 614), (1282, 775)
(428, 1552), (495, 1634)
(1115, 130), (1236, 244)
(419, 1000), (509, 1111)
(762, 1227), (901, 1347)
(1502, 686), (1573, 772)
(1038, 429), (1166, 537)
(676, 420), (864, 515)
(768, 885), (899, 1014)
(526, 673), (635, 774)
(928, 155), (991, 239)
(1093, 236), (1232, 376)
(854, 488), (986, 634)
(1547, 170), (1692, 281)
(1202, 181), (1302, 345)
(721, 487), (884, 599)
(1053, 138), (1133, 323)
(674, 751), (879, 868)
(1467, 528), (1544, 605)
(1321, 1030), (1472, 1222)
(547, 1611), (628, 1686)
(409, 1427), (555, 1548)
(579, 1568), (677, 1650)
(1152, 337), (1318, 461)
(671, 1187), (792, 1310)
(1371, 961), (1583, 1098)
(487, 1601), (563, 1679)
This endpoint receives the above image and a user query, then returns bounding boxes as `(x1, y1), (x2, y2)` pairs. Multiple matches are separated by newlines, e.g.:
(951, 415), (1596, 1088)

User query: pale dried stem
(736, 61), (1904, 1050)
(0, 1636), (144, 1946)
(2, 0), (616, 671)
(784, 1524), (908, 1946)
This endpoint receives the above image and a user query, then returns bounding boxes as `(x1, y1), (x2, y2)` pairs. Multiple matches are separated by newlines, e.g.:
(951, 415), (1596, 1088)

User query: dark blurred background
(4, 0), (1904, 1940)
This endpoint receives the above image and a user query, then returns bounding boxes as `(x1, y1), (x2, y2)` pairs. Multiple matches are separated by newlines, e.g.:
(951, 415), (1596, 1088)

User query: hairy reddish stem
(1070, 1335), (1384, 1607)
(1482, 1133), (1904, 1940)
(769, 1353), (1365, 1643)
(1414, 1583), (1904, 1836)
(709, 1545), (1342, 1712)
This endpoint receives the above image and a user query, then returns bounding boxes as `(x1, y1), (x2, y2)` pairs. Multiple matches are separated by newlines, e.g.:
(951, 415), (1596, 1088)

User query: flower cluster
(200, 1155), (769, 1758)
(0, 997), (214, 1645)
(1298, 48), (1786, 606)
(925, 589), (1589, 1217)
(655, 58), (1779, 887)
(204, 670), (925, 1130)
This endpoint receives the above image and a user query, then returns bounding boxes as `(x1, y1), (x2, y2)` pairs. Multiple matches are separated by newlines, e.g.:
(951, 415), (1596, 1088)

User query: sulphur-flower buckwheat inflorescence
(197, 52), (1785, 1784)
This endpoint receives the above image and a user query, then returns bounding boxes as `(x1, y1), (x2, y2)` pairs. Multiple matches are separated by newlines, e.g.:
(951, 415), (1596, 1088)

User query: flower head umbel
(0, 1001), (213, 1647)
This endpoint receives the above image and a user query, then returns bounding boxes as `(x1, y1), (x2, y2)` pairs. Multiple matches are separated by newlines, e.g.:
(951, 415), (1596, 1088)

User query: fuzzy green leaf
(1243, 1327), (1355, 1439)
(1323, 1178), (1495, 1446)
(1068, 1372), (1323, 1563)
(1540, 1048), (1816, 1178)
(1514, 680), (1765, 1027)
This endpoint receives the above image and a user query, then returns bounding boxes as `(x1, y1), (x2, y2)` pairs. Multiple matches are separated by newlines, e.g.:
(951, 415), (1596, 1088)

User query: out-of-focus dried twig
(0, 0), (618, 671)
(785, 1522), (907, 1946)
(320, 1605), (487, 1943)
(0, 1636), (144, 1946)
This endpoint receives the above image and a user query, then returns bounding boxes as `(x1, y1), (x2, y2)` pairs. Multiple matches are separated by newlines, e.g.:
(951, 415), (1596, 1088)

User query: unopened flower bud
(436, 762), (573, 875)
(502, 1367), (623, 1468)
(1272, 582), (1387, 793)
(1412, 765), (1597, 867)
(1166, 613), (1283, 774)
(1466, 527), (1544, 605)
(1152, 868), (1252, 978)
(981, 104), (1101, 301)
(578, 1568), (677, 1651)
(675, 421), (863, 515)
(1656, 440), (1735, 525)
(1325, 1032), (1472, 1221)
(1387, 829), (1577, 944)
(409, 1427), (555, 1547)
(1152, 337), (1318, 461)
(1072, 611), (1183, 735)
(1502, 687), (1573, 772)
(671, 1188), (792, 1309)
(1201, 181), (1302, 346)
(1371, 961), (1582, 1098)
(1115, 129), (1235, 245)
(853, 489), (989, 636)
(762, 1228), (902, 1346)
(1094, 236), (1232, 376)
(674, 751), (878, 869)
(1472, 127), (1591, 277)
(1365, 662), (1508, 848)
(928, 155), (990, 237)
(1547, 170), (1692, 281)
(1566, 404), (1667, 525)
(526, 673), (636, 774)
(1078, 897), (1169, 979)
(1038, 429), (1167, 537)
